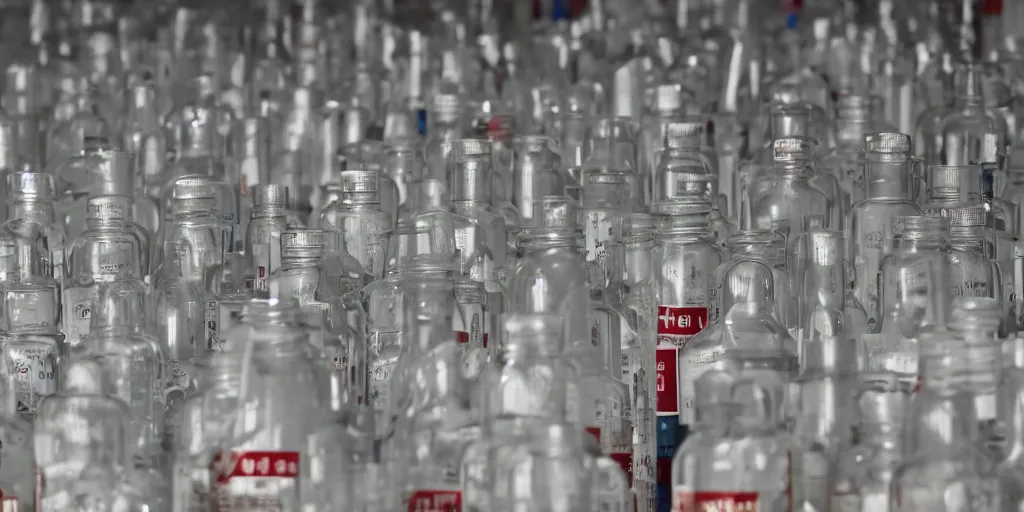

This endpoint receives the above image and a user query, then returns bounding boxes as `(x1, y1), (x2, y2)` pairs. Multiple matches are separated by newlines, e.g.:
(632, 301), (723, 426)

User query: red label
(0, 490), (18, 509)
(258, 266), (265, 279)
(408, 490), (462, 511)
(656, 346), (679, 414)
(585, 426), (601, 445)
(658, 306), (709, 338)
(454, 331), (489, 348)
(674, 491), (759, 511)
(211, 451), (300, 483)
(610, 451), (633, 488)
(486, 116), (512, 142)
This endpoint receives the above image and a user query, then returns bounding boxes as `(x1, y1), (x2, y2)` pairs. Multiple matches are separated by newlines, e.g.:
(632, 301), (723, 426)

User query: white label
(678, 347), (723, 425)
(566, 379), (580, 424)
(51, 248), (64, 281)
(205, 300), (221, 351)
(370, 357), (398, 412)
(61, 287), (94, 347)
(6, 341), (58, 415)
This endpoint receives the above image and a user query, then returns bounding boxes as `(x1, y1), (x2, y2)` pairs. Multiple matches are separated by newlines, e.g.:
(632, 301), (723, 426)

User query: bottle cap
(772, 137), (814, 163)
(431, 94), (461, 117)
(171, 176), (216, 200)
(665, 121), (704, 149)
(926, 165), (982, 202)
(252, 184), (289, 207)
(943, 205), (988, 227)
(340, 169), (379, 194)
(865, 132), (911, 154)
(530, 196), (577, 229)
(447, 139), (490, 163)
(281, 229), (325, 258)
(769, 105), (810, 136)
(646, 84), (684, 112)
(8, 172), (55, 199)
(86, 195), (129, 221)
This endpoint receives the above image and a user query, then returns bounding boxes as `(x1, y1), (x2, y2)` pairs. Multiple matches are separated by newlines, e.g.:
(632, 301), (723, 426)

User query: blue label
(417, 109), (427, 136)
(982, 164), (997, 199)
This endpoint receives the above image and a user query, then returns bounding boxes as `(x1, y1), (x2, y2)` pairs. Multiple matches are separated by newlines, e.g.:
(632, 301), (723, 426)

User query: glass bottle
(638, 84), (687, 209)
(0, 372), (36, 511)
(945, 204), (1001, 301)
(386, 256), (477, 511)
(998, 335), (1024, 510)
(510, 196), (590, 353)
(830, 374), (909, 512)
(890, 332), (1001, 512)
(672, 369), (793, 512)
(448, 138), (508, 288)
(820, 95), (882, 209)
(869, 216), (952, 385)
(0, 280), (64, 419)
(465, 313), (569, 511)
(423, 93), (466, 182)
(510, 136), (563, 224)
(850, 132), (923, 332)
(1, 172), (66, 294)
(749, 137), (833, 246)
(319, 169), (393, 281)
(245, 184), (291, 296)
(937, 63), (1007, 193)
(62, 195), (145, 346)
(212, 299), (324, 511)
(721, 229), (798, 336)
(34, 357), (131, 510)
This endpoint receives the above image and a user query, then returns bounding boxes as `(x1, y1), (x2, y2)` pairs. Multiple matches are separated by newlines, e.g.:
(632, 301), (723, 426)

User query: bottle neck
(9, 199), (54, 221)
(864, 155), (913, 199)
(401, 276), (455, 354)
(252, 203), (286, 218)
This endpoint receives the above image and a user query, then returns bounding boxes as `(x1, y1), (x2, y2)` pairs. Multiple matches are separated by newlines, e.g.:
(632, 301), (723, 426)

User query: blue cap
(787, 12), (799, 29)
(553, 0), (568, 20)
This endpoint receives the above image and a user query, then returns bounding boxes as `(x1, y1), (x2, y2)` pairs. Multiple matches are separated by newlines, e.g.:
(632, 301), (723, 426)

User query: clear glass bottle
(672, 368), (794, 512)
(830, 374), (909, 512)
(0, 371), (36, 511)
(245, 184), (292, 296)
(212, 299), (324, 511)
(1, 172), (66, 295)
(510, 136), (563, 224)
(385, 256), (477, 511)
(869, 216), (952, 385)
(423, 93), (466, 182)
(510, 196), (590, 353)
(945, 205), (1001, 301)
(62, 195), (145, 346)
(34, 356), (131, 510)
(850, 132), (923, 332)
(890, 331), (1001, 511)
(0, 281), (64, 419)
(319, 169), (393, 281)
(749, 137), (833, 246)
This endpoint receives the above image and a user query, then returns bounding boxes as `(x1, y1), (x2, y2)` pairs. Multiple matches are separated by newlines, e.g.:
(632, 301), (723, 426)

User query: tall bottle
(749, 138), (833, 247)
(850, 133), (923, 332)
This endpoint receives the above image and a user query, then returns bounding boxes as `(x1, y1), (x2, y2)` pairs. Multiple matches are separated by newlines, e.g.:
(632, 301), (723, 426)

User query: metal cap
(926, 165), (982, 201)
(645, 84), (684, 113)
(665, 121), (704, 149)
(944, 205), (988, 227)
(772, 137), (814, 163)
(340, 169), (379, 194)
(447, 139), (491, 163)
(252, 184), (289, 207)
(892, 215), (949, 240)
(431, 94), (461, 117)
(865, 132), (911, 154)
(8, 172), (55, 199)
(86, 195), (129, 221)
(281, 228), (325, 250)
(172, 176), (216, 200)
